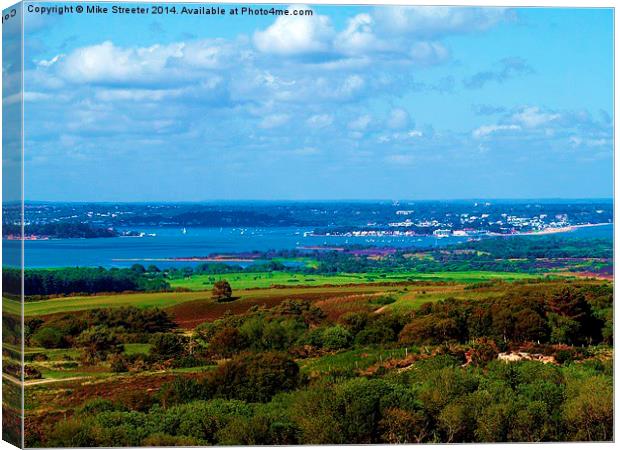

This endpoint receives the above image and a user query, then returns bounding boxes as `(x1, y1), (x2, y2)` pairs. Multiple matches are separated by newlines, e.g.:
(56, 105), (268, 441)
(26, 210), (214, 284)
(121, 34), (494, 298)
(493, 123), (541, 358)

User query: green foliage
(87, 306), (176, 333)
(207, 352), (301, 403)
(321, 326), (353, 350)
(149, 333), (188, 360)
(12, 267), (170, 297)
(76, 325), (123, 364)
(31, 326), (65, 349)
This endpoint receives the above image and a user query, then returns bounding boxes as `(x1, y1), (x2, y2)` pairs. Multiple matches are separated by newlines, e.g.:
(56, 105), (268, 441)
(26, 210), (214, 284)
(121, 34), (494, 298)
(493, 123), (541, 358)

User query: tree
(76, 326), (123, 364)
(379, 408), (429, 443)
(546, 287), (596, 344)
(212, 280), (233, 302)
(562, 376), (613, 441)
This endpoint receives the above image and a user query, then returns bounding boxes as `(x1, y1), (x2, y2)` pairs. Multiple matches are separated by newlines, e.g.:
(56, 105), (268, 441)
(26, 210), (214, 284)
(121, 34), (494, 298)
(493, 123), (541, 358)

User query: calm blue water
(3, 224), (613, 269)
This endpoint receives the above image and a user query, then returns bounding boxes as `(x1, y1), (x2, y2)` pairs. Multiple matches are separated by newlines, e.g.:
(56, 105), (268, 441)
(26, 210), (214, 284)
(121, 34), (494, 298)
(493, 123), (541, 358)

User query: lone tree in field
(212, 280), (233, 302)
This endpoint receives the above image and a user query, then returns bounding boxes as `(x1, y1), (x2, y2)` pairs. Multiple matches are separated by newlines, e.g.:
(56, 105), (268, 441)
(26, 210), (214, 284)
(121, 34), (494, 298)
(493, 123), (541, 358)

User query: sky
(19, 3), (614, 201)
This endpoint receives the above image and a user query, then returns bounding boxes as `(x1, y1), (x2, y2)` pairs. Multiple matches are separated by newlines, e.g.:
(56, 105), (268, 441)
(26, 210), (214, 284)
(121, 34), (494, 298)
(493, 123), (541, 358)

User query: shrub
(207, 352), (301, 403)
(31, 326), (65, 349)
(149, 333), (187, 360)
(141, 433), (203, 446)
(321, 326), (353, 350)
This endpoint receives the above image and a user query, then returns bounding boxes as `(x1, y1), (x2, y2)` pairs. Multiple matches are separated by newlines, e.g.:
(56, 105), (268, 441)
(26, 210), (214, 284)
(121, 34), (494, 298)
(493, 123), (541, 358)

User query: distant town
(2, 200), (613, 240)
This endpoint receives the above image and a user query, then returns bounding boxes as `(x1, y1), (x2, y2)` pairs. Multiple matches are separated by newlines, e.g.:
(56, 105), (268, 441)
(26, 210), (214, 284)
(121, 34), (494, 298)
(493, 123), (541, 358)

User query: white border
(0, 1), (616, 449)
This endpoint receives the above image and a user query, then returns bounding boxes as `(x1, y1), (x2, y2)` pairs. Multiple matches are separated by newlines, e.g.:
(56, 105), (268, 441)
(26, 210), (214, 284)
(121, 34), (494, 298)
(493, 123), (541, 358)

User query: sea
(2, 224), (613, 269)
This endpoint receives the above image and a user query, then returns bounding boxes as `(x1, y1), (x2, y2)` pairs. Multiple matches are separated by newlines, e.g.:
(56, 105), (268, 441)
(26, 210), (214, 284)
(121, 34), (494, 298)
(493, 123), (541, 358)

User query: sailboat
(181, 227), (187, 235)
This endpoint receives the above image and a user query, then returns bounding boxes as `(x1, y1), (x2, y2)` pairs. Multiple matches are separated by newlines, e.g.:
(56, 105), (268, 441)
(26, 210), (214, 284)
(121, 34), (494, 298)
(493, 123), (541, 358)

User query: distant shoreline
(5, 222), (612, 242)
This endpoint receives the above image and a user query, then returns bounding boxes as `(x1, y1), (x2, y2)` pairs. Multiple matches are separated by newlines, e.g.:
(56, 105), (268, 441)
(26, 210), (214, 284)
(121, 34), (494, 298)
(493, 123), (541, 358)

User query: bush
(149, 333), (187, 360)
(321, 326), (353, 350)
(207, 352), (301, 403)
(159, 377), (208, 407)
(208, 327), (247, 357)
(31, 326), (65, 349)
(108, 354), (129, 373)
(141, 433), (203, 446)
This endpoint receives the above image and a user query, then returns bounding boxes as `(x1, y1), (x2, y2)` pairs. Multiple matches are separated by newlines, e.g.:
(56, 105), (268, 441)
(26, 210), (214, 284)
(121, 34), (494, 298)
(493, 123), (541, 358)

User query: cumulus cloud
(24, 5), (611, 202)
(253, 6), (486, 66)
(386, 108), (411, 129)
(334, 13), (390, 56)
(55, 39), (240, 85)
(253, 6), (335, 56)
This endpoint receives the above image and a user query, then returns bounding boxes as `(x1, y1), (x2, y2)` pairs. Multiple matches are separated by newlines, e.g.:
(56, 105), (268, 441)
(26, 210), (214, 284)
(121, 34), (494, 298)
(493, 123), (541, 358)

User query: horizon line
(12, 197), (615, 204)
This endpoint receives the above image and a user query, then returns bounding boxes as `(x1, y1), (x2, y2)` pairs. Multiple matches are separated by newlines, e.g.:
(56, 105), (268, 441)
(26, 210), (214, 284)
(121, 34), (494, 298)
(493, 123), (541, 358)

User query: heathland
(2, 234), (614, 445)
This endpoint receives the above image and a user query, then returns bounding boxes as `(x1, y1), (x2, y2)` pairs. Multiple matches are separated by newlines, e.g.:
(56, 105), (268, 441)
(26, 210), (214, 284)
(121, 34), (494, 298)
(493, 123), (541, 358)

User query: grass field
(301, 346), (417, 375)
(22, 291), (213, 316)
(22, 285), (401, 317)
(20, 270), (542, 318)
(169, 270), (540, 291)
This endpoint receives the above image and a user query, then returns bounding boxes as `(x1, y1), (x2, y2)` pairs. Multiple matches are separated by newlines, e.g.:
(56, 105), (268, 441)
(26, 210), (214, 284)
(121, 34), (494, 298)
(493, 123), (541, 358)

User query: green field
(18, 270), (542, 317)
(301, 346), (416, 374)
(169, 270), (540, 291)
(22, 291), (213, 316)
(21, 284), (399, 316)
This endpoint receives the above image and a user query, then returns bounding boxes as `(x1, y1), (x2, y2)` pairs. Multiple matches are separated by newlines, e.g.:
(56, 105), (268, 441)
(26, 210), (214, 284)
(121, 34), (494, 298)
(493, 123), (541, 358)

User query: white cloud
(59, 41), (183, 83)
(334, 13), (387, 55)
(512, 106), (560, 128)
(348, 114), (372, 130)
(569, 136), (610, 148)
(37, 54), (63, 67)
(386, 108), (411, 129)
(374, 6), (511, 37)
(306, 114), (333, 128)
(410, 41), (449, 65)
(94, 88), (184, 102)
(337, 75), (365, 97)
(260, 113), (290, 129)
(473, 124), (521, 138)
(23, 91), (54, 102)
(253, 6), (335, 55)
(56, 39), (238, 84)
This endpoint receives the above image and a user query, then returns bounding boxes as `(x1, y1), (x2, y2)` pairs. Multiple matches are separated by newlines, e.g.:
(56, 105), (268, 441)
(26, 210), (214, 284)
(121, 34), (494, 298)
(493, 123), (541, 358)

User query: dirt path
(3, 373), (92, 386)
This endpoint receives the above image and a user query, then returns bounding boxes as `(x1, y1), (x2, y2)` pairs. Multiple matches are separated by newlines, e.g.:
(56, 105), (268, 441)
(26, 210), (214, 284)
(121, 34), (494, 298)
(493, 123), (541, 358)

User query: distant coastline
(308, 222), (613, 239)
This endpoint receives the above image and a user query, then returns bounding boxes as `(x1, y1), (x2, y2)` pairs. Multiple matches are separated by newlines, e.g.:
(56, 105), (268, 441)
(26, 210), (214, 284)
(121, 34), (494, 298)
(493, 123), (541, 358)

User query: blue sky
(21, 4), (613, 201)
